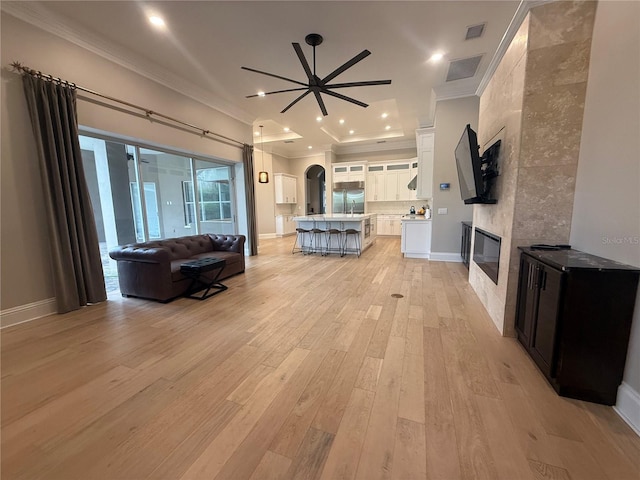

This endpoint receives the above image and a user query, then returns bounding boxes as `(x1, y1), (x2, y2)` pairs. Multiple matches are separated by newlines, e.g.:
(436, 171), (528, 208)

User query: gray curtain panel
(242, 143), (258, 256)
(22, 74), (107, 313)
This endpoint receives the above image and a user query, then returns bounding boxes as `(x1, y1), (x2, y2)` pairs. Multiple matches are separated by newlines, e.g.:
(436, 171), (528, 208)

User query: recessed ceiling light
(257, 91), (266, 97)
(316, 116), (322, 122)
(385, 125), (391, 130)
(148, 15), (165, 28)
(430, 53), (444, 62)
(254, 131), (260, 136)
(339, 119), (345, 124)
(349, 130), (354, 135)
(308, 145), (313, 149)
(283, 127), (290, 132)
(381, 113), (388, 119)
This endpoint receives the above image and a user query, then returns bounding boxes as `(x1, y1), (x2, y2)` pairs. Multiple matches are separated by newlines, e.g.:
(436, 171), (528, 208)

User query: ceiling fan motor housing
(305, 33), (323, 47)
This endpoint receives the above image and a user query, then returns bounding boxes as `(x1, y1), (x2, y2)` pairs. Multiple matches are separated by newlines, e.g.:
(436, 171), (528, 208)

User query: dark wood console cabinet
(461, 222), (472, 268)
(515, 247), (639, 405)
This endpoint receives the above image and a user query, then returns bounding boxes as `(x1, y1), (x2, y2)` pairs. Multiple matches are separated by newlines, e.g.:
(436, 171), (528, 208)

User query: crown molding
(433, 72), (483, 101)
(1, 1), (255, 126)
(334, 138), (416, 156)
(475, 0), (553, 97)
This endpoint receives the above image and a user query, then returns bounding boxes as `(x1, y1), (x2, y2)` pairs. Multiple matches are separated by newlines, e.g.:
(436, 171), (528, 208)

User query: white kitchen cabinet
(348, 164), (365, 182)
(275, 173), (297, 204)
(333, 164), (365, 183)
(366, 165), (385, 201)
(275, 214), (296, 236)
(333, 165), (349, 183)
(401, 219), (432, 258)
(416, 128), (435, 199)
(385, 163), (411, 201)
(389, 216), (402, 235)
(377, 215), (389, 235)
(377, 215), (402, 236)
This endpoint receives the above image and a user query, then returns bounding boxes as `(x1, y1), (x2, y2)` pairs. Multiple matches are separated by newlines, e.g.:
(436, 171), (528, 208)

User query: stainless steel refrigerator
(332, 181), (365, 214)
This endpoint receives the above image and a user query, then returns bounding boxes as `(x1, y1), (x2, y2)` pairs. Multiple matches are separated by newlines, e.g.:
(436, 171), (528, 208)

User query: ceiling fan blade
(246, 87), (309, 98)
(281, 90), (312, 113)
(321, 89), (369, 108)
(292, 43), (315, 83)
(325, 80), (392, 89)
(312, 90), (329, 116)
(241, 66), (307, 87)
(321, 50), (371, 84)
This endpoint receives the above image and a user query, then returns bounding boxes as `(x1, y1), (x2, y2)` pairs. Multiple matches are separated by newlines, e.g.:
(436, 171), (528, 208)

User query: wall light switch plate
(437, 208), (448, 215)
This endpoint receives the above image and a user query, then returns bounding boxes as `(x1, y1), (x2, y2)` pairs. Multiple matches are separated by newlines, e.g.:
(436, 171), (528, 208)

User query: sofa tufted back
(209, 234), (244, 253)
(140, 235), (213, 261)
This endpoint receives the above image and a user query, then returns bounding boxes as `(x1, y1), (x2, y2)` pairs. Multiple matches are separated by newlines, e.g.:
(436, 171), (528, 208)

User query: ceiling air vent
(465, 23), (485, 40)
(446, 55), (483, 82)
(284, 140), (295, 143)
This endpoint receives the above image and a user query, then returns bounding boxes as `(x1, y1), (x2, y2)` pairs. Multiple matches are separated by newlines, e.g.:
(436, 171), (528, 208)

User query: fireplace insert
(474, 228), (501, 284)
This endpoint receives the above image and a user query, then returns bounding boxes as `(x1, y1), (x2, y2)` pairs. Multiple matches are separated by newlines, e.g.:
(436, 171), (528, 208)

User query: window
(182, 177), (231, 223)
(199, 179), (231, 221)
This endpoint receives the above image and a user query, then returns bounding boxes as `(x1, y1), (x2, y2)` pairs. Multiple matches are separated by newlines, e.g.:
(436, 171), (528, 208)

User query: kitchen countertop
(401, 214), (431, 221)
(519, 247), (640, 272)
(293, 213), (375, 221)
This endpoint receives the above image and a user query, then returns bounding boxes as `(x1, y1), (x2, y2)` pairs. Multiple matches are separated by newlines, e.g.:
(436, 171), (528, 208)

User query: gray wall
(569, 1), (640, 414)
(431, 96), (479, 257)
(254, 148), (276, 237)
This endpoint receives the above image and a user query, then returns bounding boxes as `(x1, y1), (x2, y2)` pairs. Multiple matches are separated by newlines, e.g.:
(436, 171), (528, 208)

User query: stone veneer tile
(479, 19), (528, 144)
(528, 0), (597, 51)
(520, 83), (588, 167)
(513, 164), (577, 242)
(525, 39), (592, 94)
(469, 263), (507, 334)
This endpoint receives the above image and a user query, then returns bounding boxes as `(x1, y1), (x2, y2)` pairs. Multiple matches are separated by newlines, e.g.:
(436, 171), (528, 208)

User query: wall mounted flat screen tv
(455, 124), (500, 204)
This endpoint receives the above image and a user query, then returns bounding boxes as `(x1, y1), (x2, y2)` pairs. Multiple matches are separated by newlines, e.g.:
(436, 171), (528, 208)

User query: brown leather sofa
(109, 234), (245, 302)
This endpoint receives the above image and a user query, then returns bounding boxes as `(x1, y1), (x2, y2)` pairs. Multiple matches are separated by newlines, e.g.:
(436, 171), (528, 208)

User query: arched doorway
(305, 164), (326, 214)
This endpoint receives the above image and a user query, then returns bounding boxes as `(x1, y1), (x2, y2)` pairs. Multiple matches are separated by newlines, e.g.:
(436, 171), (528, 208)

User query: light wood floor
(2, 237), (639, 480)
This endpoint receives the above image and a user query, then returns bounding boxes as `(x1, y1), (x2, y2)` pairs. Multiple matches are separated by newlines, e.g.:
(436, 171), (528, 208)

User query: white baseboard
(403, 253), (430, 259)
(259, 233), (278, 240)
(614, 382), (640, 436)
(430, 252), (463, 262)
(0, 298), (56, 329)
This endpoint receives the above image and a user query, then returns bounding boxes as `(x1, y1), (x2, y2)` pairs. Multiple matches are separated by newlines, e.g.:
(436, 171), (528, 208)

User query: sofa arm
(109, 245), (172, 264)
(208, 234), (246, 254)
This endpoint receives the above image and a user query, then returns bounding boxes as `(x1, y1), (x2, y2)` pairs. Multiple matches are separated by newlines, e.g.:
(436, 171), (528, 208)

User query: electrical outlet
(437, 208), (448, 215)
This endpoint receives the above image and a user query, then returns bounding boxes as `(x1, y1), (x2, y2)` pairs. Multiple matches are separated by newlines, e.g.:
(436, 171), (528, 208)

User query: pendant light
(258, 125), (269, 183)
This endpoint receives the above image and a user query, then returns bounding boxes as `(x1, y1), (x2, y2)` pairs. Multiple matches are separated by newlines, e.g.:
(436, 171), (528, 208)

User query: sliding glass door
(79, 134), (237, 292)
(194, 159), (235, 235)
(137, 147), (196, 239)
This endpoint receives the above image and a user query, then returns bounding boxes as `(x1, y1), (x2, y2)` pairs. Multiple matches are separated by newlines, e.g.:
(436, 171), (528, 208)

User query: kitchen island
(401, 214), (432, 258)
(293, 214), (377, 255)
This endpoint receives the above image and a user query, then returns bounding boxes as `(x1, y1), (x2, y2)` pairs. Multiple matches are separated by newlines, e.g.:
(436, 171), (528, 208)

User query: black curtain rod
(10, 61), (246, 148)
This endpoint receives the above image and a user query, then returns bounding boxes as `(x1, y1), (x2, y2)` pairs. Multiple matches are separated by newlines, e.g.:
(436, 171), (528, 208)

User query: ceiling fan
(242, 33), (391, 116)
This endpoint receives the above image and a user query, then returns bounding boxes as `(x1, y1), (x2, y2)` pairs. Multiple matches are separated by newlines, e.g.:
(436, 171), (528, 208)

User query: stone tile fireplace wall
(470, 1), (597, 335)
